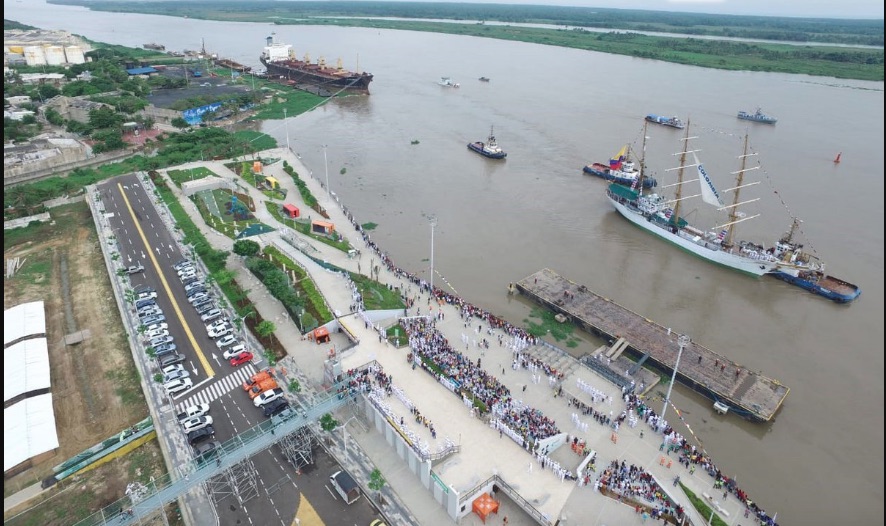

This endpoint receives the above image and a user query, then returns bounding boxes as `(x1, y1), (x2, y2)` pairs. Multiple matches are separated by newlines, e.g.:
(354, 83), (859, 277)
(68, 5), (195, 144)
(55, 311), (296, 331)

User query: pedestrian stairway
(525, 343), (581, 378)
(173, 364), (257, 411)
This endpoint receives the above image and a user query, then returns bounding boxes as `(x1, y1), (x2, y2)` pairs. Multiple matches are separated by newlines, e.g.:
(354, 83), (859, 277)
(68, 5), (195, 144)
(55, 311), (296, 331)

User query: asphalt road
(97, 172), (378, 526)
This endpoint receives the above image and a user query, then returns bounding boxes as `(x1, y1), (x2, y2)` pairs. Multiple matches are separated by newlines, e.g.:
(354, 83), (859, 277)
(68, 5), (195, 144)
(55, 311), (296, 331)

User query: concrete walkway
(160, 148), (749, 526)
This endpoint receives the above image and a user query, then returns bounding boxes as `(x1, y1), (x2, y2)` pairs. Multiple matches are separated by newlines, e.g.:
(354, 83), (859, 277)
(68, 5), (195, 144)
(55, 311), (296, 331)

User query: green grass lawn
(166, 166), (218, 187)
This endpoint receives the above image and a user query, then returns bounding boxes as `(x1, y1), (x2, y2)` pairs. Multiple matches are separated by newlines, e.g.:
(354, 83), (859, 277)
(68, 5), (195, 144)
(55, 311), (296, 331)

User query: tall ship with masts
(605, 121), (860, 302)
(260, 33), (373, 94)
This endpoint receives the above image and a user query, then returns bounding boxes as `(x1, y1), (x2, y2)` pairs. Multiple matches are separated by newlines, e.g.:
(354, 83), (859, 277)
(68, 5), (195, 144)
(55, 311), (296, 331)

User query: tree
(171, 117), (190, 129)
(256, 320), (276, 342)
(368, 469), (387, 505)
(88, 106), (123, 130)
(233, 239), (261, 257)
(44, 107), (65, 126)
(319, 413), (339, 444)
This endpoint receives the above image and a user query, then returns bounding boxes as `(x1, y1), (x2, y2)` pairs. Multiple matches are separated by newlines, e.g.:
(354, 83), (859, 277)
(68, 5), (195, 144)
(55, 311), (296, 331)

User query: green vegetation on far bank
(47, 1), (884, 81)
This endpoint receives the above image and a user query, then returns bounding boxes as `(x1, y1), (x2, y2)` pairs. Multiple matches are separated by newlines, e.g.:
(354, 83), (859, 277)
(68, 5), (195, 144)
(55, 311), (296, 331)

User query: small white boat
(438, 77), (460, 88)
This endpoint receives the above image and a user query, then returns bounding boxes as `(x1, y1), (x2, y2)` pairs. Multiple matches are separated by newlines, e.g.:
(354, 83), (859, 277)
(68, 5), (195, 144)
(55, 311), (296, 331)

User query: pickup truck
(242, 370), (273, 391)
(176, 403), (210, 424)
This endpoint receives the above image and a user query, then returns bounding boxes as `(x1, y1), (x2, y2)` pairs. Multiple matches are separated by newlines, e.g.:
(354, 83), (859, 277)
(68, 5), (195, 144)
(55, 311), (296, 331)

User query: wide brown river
(9, 1), (884, 523)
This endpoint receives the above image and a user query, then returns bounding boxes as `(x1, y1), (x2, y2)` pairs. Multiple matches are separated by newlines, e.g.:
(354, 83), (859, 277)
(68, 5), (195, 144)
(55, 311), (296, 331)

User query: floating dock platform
(516, 269), (789, 422)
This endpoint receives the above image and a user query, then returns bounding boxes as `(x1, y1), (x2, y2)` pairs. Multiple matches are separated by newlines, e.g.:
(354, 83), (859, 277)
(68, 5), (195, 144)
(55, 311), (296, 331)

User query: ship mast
(636, 120), (649, 192)
(671, 120), (691, 226)
(724, 133), (749, 247)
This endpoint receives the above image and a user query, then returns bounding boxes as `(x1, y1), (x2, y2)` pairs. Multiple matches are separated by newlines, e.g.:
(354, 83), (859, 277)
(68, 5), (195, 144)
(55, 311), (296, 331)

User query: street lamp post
(661, 334), (690, 423)
(429, 216), (437, 295)
(283, 108), (290, 151)
(322, 144), (330, 201)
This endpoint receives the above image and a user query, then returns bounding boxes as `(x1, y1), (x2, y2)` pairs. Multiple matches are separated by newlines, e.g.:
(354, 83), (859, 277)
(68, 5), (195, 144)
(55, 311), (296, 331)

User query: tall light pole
(429, 216), (437, 294)
(283, 107), (290, 151)
(661, 334), (690, 423)
(322, 144), (330, 201)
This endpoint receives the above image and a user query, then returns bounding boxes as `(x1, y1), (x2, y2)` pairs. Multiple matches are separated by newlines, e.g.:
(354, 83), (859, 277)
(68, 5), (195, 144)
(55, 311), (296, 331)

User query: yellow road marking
(293, 494), (325, 526)
(117, 182), (215, 377)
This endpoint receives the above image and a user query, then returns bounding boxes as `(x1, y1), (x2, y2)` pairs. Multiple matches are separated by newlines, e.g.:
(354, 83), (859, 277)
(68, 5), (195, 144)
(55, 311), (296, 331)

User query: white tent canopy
(4, 338), (50, 402)
(4, 394), (59, 472)
(4, 301), (46, 346)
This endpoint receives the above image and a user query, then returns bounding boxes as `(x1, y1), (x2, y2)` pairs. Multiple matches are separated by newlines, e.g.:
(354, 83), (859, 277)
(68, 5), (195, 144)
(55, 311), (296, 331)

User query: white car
(208, 327), (231, 339)
(136, 291), (158, 301)
(223, 344), (247, 360)
(202, 310), (223, 323)
(163, 369), (190, 382)
(164, 377), (193, 395)
(143, 322), (168, 332)
(162, 364), (185, 376)
(216, 335), (238, 348)
(253, 388), (285, 408)
(145, 328), (170, 340)
(180, 415), (213, 433)
(177, 403), (210, 422)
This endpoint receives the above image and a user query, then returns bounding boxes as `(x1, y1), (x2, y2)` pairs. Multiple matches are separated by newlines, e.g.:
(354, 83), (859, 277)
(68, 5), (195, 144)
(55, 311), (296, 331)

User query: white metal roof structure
(4, 393), (59, 471)
(4, 338), (50, 402)
(4, 301), (45, 346)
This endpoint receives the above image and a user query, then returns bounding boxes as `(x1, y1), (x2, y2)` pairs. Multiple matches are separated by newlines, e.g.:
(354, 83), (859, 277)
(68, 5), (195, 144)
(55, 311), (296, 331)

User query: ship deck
(516, 268), (789, 422)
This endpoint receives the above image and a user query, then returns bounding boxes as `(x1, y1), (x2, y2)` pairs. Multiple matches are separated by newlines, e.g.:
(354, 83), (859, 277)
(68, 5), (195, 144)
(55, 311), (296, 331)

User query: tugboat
(468, 127), (507, 159)
(645, 114), (685, 129)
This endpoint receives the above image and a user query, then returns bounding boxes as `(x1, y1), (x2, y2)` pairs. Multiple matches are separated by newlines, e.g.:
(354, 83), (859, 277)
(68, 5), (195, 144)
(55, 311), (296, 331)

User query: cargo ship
(260, 33), (372, 94)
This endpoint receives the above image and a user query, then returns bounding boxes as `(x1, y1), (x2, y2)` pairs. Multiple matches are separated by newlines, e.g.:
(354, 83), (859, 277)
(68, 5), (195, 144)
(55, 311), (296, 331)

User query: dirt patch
(3, 202), (174, 523)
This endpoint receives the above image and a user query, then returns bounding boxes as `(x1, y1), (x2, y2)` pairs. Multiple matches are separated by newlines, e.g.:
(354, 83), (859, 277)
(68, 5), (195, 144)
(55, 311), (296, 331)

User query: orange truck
(242, 370), (272, 391)
(247, 378), (279, 399)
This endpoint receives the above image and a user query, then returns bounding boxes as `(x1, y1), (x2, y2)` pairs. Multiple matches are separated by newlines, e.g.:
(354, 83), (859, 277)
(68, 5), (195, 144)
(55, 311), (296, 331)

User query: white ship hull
(608, 196), (776, 277)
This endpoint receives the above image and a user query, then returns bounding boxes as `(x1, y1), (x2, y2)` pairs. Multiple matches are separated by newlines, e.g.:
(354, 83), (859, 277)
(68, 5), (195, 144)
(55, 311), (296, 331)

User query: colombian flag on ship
(609, 145), (628, 170)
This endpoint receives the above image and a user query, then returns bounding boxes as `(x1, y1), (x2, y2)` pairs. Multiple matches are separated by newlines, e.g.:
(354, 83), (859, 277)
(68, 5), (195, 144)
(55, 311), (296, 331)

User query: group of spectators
(401, 316), (561, 445)
(596, 459), (685, 524)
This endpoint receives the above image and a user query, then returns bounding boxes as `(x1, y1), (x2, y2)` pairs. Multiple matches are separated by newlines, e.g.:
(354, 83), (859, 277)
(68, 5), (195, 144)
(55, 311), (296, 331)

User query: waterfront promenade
(163, 147), (770, 526)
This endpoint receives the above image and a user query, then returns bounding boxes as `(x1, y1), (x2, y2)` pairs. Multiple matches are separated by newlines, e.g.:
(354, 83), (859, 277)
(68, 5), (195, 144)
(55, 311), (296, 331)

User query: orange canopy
(472, 493), (499, 523)
(313, 327), (330, 343)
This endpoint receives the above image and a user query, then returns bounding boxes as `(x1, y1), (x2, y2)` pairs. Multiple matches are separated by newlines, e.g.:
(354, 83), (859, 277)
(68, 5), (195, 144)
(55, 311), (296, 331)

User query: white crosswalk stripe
(175, 364), (257, 412)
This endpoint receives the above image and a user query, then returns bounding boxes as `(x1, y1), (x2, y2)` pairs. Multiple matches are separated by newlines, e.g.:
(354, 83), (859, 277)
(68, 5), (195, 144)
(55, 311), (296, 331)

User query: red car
(229, 352), (254, 366)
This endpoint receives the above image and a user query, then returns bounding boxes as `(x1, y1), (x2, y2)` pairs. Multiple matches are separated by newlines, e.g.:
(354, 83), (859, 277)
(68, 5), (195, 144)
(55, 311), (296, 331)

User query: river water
(8, 2), (884, 523)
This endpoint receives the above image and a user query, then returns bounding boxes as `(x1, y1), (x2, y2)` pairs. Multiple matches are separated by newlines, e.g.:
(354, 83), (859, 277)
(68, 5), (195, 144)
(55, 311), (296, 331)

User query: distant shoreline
(47, 0), (885, 81)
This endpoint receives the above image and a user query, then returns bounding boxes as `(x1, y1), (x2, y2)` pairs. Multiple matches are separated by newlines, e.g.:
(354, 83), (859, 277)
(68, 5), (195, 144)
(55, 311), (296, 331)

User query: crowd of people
(400, 316), (561, 445)
(595, 459), (685, 524)
(339, 199), (778, 526)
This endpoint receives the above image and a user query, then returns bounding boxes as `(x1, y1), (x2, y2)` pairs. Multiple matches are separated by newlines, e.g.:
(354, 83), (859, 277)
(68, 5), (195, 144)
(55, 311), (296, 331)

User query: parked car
(177, 403), (210, 423)
(181, 415), (213, 433)
(143, 322), (168, 333)
(207, 326), (231, 339)
(135, 285), (155, 294)
(230, 352), (254, 367)
(263, 398), (290, 417)
(216, 335), (238, 348)
(193, 440), (222, 465)
(173, 260), (192, 271)
(153, 342), (178, 356)
(187, 425), (215, 445)
(201, 309), (222, 322)
(135, 299), (156, 310)
(179, 271), (197, 281)
(164, 377), (193, 395)
(145, 328), (170, 340)
(158, 352), (186, 367)
(162, 364), (186, 376)
(184, 281), (205, 293)
(176, 265), (195, 276)
(193, 299), (214, 311)
(253, 387), (285, 408)
(138, 307), (162, 319)
(150, 335), (174, 347)
(223, 344), (247, 360)
(136, 291), (158, 301)
(186, 287), (207, 298)
(141, 315), (166, 327)
(163, 369), (190, 382)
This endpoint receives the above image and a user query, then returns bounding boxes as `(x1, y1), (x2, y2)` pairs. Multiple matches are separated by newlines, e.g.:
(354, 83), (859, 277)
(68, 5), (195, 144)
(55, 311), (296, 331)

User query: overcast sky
(430, 0), (885, 19)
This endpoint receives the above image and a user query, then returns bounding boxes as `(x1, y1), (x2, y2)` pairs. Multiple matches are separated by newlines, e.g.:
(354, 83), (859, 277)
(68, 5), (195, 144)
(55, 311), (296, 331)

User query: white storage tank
(24, 46), (46, 66)
(44, 46), (66, 66)
(64, 45), (86, 64)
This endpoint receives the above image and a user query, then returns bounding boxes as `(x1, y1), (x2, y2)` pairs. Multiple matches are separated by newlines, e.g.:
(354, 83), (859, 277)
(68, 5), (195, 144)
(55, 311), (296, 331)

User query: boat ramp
(515, 268), (789, 422)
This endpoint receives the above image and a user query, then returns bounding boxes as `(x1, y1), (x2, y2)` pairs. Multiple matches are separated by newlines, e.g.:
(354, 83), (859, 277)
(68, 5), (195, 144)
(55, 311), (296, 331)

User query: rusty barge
(516, 268), (789, 422)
